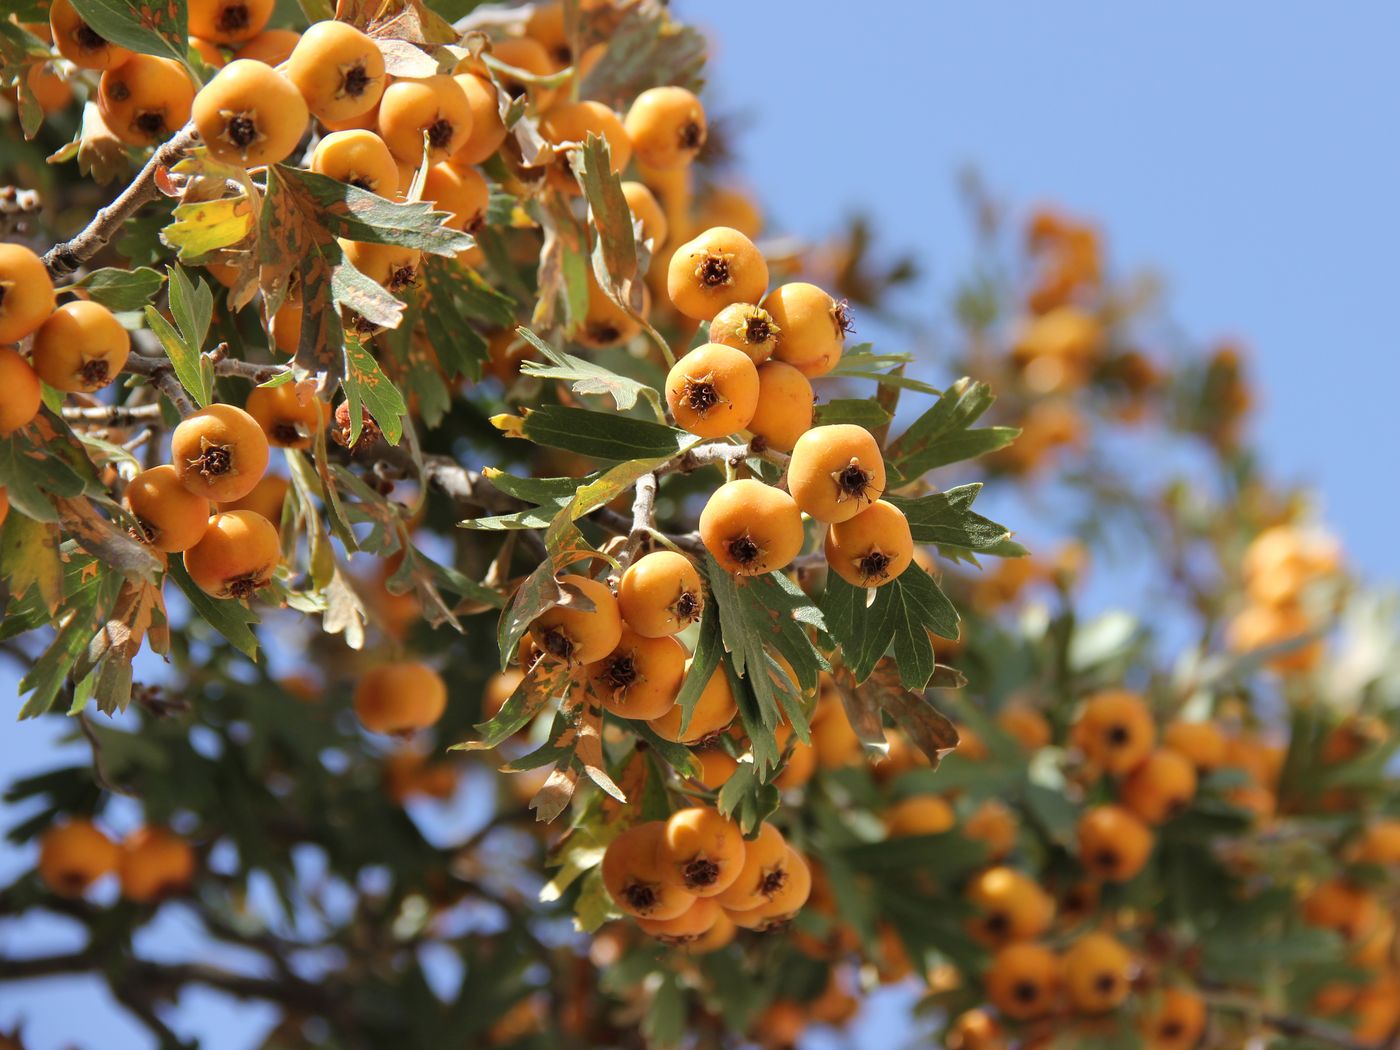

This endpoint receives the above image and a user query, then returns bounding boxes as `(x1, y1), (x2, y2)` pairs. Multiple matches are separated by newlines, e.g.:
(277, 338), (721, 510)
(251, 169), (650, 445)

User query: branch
(618, 471), (657, 568)
(43, 123), (199, 278)
(61, 403), (165, 424)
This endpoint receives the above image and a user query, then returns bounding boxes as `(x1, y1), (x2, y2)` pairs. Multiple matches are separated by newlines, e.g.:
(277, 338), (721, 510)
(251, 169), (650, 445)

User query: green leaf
(887, 484), (1015, 551)
(826, 346), (941, 394)
(0, 431), (86, 523)
(838, 831), (986, 879)
(165, 559), (260, 660)
(579, 2), (706, 107)
(570, 453), (687, 521)
(819, 566), (958, 688)
(520, 405), (692, 461)
(495, 512), (591, 669)
(674, 603), (723, 738)
(70, 0), (188, 65)
(0, 512), (63, 614)
(813, 398), (894, 428)
(71, 267), (165, 311)
(886, 377), (1018, 478)
(716, 759), (780, 836)
(578, 134), (636, 282)
(343, 336), (408, 446)
(144, 306), (209, 408)
(517, 328), (660, 414)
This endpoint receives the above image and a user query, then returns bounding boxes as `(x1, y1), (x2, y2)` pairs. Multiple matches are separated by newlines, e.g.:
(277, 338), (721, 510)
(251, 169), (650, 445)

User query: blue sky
(4, 4), (1400, 1047)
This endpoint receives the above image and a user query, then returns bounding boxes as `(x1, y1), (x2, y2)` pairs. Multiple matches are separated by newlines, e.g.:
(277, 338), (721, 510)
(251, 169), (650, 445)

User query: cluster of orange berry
(600, 807), (810, 949)
(1227, 523), (1341, 675)
(36, 818), (195, 904)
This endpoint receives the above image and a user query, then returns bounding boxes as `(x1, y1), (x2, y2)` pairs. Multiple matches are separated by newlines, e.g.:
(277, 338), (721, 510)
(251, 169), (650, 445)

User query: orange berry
(617, 550), (704, 638)
(340, 239), (422, 297)
(763, 283), (848, 378)
(586, 626), (686, 721)
(119, 828), (196, 903)
(997, 703), (1052, 751)
(193, 60), (309, 166)
(965, 866), (1054, 945)
(245, 382), (328, 450)
(809, 688), (860, 769)
(470, 36), (558, 108)
(985, 942), (1061, 1021)
(1302, 878), (1380, 942)
(190, 37), (227, 68)
(528, 574), (623, 665)
(0, 346), (43, 434)
(0, 489), (8, 529)
(725, 846), (811, 929)
(171, 403), (271, 503)
(1077, 804), (1154, 882)
(422, 162), (489, 232)
(824, 499), (913, 588)
(713, 821), (788, 911)
(963, 799), (1018, 862)
(601, 821), (695, 920)
(38, 819), (120, 897)
(620, 180), (668, 248)
(188, 0), (273, 44)
(1062, 932), (1133, 1013)
(666, 343), (760, 438)
(286, 20), (385, 122)
(126, 465), (211, 553)
(378, 75), (474, 164)
(51, 0), (130, 68)
(450, 73), (507, 166)
(310, 129), (399, 196)
(1119, 748), (1198, 824)
(353, 661), (448, 735)
(773, 724), (816, 789)
(1072, 689), (1156, 775)
(681, 910), (736, 954)
(97, 55), (195, 147)
(660, 807), (745, 897)
(709, 302), (779, 365)
(648, 661), (736, 744)
(1353, 818), (1400, 865)
(693, 748), (739, 791)
(624, 86), (706, 170)
(219, 472), (289, 527)
(1227, 602), (1323, 673)
(945, 1009), (1006, 1050)
(575, 272), (643, 349)
(699, 478), (805, 577)
(183, 509), (279, 599)
(637, 894), (722, 944)
(695, 185), (763, 239)
(0, 245), (57, 343)
(788, 424), (886, 524)
(537, 100), (631, 194)
(30, 300), (130, 393)
(667, 226), (769, 321)
(1142, 987), (1207, 1050)
(232, 27), (299, 64)
(26, 61), (73, 114)
(884, 794), (955, 837)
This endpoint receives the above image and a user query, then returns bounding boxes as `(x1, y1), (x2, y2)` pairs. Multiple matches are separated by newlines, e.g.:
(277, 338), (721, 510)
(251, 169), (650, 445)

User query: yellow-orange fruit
(624, 86), (706, 170)
(466, 36), (558, 109)
(27, 60), (74, 114)
(285, 20), (384, 122)
(745, 361), (813, 455)
(713, 822), (788, 911)
(1162, 719), (1227, 773)
(695, 185), (763, 239)
(1077, 804), (1154, 882)
(586, 626), (686, 721)
(0, 489), (8, 529)
(481, 668), (524, 722)
(810, 689), (860, 769)
(966, 866), (1054, 945)
(1242, 523), (1341, 608)
(537, 100), (631, 194)
(773, 724), (816, 789)
(340, 239), (422, 296)
(824, 499), (913, 588)
(1353, 973), (1400, 1043)
(575, 274), (643, 349)
(998, 703), (1052, 751)
(1227, 602), (1323, 673)
(126, 465), (211, 553)
(788, 424), (886, 524)
(97, 55), (194, 147)
(171, 403), (270, 503)
(637, 894), (722, 943)
(183, 509), (279, 599)
(1142, 987), (1207, 1050)
(383, 748), (457, 804)
(945, 1009), (1006, 1050)
(1302, 878), (1380, 942)
(1353, 818), (1400, 865)
(984, 942), (1061, 1021)
(698, 479), (804, 577)
(38, 819), (120, 897)
(763, 283), (849, 378)
(245, 383), (328, 450)
(667, 226), (769, 321)
(725, 846), (810, 929)
(601, 821), (694, 920)
(188, 0), (273, 44)
(710, 302), (779, 365)
(311, 129), (399, 196)
(0, 346), (43, 435)
(377, 75), (473, 164)
(232, 27), (298, 65)
(1011, 305), (1103, 392)
(648, 662), (736, 743)
(119, 828), (196, 903)
(693, 748), (739, 791)
(353, 660), (448, 735)
(190, 37), (227, 68)
(193, 59), (309, 166)
(524, 2), (568, 61)
(885, 794), (955, 838)
(528, 574), (623, 666)
(30, 300), (130, 393)
(1119, 748), (1198, 824)
(681, 910), (736, 954)
(964, 799), (1018, 861)
(1072, 689), (1157, 775)
(750, 1002), (805, 1050)
(660, 807), (745, 897)
(620, 180), (668, 249)
(51, 0), (130, 69)
(450, 73), (507, 166)
(666, 343), (760, 438)
(220, 473), (289, 527)
(422, 162), (489, 232)
(1063, 932), (1132, 1013)
(617, 550), (704, 638)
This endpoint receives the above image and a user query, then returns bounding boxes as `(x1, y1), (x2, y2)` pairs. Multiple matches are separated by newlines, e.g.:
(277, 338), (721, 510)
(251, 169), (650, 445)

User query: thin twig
(43, 123), (200, 278)
(618, 472), (658, 569)
(61, 403), (165, 424)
